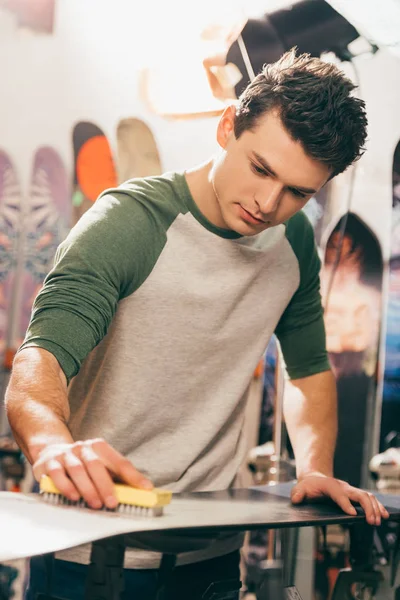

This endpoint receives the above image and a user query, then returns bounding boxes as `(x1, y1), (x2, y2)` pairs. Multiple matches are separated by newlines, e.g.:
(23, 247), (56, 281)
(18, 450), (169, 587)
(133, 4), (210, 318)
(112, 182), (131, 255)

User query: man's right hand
(33, 438), (153, 510)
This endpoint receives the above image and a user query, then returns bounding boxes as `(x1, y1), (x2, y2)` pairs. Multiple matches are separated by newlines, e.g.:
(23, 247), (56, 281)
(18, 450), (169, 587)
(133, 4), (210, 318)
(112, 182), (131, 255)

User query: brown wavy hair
(234, 48), (368, 177)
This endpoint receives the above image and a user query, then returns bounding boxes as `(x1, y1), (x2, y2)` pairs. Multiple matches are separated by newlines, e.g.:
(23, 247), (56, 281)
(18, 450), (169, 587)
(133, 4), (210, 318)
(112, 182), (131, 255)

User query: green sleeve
(18, 185), (173, 382)
(274, 211), (331, 379)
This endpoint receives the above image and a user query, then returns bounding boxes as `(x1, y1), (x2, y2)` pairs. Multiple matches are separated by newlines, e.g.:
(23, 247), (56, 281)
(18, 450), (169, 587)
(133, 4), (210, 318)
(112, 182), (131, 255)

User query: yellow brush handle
(39, 475), (172, 508)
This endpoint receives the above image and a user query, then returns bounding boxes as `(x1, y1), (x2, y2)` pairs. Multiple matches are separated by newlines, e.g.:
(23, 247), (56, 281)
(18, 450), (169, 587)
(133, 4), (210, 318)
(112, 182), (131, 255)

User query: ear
(216, 105), (236, 149)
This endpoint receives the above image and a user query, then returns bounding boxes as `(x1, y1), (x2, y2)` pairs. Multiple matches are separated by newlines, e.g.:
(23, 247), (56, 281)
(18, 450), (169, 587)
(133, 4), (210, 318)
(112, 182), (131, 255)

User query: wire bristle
(41, 492), (164, 516)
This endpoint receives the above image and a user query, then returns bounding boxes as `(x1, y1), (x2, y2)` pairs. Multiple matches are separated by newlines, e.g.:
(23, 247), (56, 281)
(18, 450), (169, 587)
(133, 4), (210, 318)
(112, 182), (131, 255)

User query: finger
(370, 495), (382, 526)
(330, 491), (357, 516)
(44, 459), (81, 502)
(33, 459), (50, 482)
(291, 485), (305, 504)
(378, 501), (390, 520)
(349, 491), (376, 525)
(368, 494), (390, 520)
(80, 445), (118, 509)
(91, 439), (153, 489)
(63, 452), (103, 509)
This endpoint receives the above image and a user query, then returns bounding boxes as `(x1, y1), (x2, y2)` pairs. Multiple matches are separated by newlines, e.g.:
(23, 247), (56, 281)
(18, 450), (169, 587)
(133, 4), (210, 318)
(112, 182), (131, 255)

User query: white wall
(346, 48), (400, 261)
(0, 0), (219, 192)
(321, 48), (400, 262)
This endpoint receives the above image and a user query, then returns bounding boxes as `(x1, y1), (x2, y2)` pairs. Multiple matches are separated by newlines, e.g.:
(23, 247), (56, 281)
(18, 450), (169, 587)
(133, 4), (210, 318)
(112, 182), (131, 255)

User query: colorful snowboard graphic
(72, 122), (117, 225)
(0, 151), (21, 371)
(116, 118), (162, 183)
(321, 213), (383, 487)
(19, 147), (70, 344)
(381, 141), (400, 450)
(0, 152), (23, 600)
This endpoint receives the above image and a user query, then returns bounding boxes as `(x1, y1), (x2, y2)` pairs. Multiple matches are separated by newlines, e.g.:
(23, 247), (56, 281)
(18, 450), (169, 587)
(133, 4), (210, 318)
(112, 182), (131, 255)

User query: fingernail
(105, 496), (118, 509)
(92, 500), (102, 509)
(141, 480), (153, 490)
(71, 493), (80, 502)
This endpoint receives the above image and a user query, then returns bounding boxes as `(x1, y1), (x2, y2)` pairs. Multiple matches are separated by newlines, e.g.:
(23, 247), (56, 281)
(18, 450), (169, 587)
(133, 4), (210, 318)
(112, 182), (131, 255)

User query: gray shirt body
(21, 172), (329, 567)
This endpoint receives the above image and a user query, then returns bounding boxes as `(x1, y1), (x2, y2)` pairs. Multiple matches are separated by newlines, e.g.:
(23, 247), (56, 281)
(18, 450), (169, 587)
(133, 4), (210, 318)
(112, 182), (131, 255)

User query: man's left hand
(291, 473), (390, 525)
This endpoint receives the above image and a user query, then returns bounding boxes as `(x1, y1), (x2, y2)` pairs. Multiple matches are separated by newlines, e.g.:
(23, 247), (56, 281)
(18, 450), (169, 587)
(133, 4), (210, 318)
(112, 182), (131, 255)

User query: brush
(39, 475), (172, 517)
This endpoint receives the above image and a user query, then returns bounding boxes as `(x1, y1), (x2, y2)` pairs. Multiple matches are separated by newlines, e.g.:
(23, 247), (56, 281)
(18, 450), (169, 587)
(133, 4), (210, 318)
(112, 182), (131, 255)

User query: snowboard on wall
(0, 150), (24, 600)
(381, 141), (400, 450)
(116, 118), (162, 183)
(0, 151), (21, 412)
(0, 0), (56, 33)
(18, 147), (71, 345)
(72, 122), (117, 225)
(320, 212), (383, 487)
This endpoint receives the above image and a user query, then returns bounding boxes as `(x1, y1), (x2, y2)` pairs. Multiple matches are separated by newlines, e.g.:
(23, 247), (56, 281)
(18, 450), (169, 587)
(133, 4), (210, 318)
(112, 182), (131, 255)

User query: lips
(239, 205), (265, 224)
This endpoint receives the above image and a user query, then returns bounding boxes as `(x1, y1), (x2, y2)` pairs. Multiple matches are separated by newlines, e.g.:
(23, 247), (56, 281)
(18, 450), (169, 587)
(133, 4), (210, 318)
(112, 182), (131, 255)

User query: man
(6, 49), (389, 599)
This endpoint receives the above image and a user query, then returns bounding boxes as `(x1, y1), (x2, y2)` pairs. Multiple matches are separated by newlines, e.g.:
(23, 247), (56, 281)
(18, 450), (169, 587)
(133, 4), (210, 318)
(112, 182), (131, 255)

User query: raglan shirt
(19, 171), (330, 568)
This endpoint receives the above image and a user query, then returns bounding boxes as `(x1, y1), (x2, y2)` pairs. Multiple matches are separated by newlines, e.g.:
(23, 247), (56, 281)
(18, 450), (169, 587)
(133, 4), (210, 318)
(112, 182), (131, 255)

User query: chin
(232, 221), (264, 237)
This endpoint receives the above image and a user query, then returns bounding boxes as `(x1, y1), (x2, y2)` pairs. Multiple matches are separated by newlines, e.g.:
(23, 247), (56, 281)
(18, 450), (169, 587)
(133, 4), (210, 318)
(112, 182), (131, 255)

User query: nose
(256, 182), (283, 215)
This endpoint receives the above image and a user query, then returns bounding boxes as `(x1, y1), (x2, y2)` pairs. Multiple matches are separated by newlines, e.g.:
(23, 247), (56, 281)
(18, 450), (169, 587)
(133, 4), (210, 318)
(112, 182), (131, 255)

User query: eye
(290, 188), (307, 199)
(250, 162), (269, 176)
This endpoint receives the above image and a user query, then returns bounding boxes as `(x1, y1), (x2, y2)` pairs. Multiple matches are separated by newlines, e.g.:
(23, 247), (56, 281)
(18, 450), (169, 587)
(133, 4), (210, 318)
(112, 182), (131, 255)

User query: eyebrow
(251, 152), (317, 195)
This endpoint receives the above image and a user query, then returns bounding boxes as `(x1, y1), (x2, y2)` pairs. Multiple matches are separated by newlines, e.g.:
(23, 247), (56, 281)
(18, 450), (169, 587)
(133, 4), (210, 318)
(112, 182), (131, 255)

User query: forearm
(283, 369), (337, 479)
(5, 347), (74, 464)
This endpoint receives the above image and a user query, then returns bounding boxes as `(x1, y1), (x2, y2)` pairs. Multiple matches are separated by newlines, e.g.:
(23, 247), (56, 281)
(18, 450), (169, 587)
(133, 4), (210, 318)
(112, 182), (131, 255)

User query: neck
(184, 158), (228, 230)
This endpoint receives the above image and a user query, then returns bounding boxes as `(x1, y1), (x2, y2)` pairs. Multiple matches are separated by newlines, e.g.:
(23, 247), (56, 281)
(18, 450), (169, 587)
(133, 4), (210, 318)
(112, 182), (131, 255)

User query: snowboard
(381, 141), (400, 449)
(320, 212), (383, 487)
(0, 0), (56, 33)
(116, 118), (162, 183)
(0, 150), (24, 600)
(19, 147), (70, 344)
(0, 151), (21, 411)
(1, 484), (398, 563)
(72, 122), (117, 225)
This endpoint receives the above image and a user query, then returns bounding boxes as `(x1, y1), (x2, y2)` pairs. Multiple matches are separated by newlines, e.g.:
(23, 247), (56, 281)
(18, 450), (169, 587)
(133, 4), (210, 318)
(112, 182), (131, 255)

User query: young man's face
(212, 106), (332, 236)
